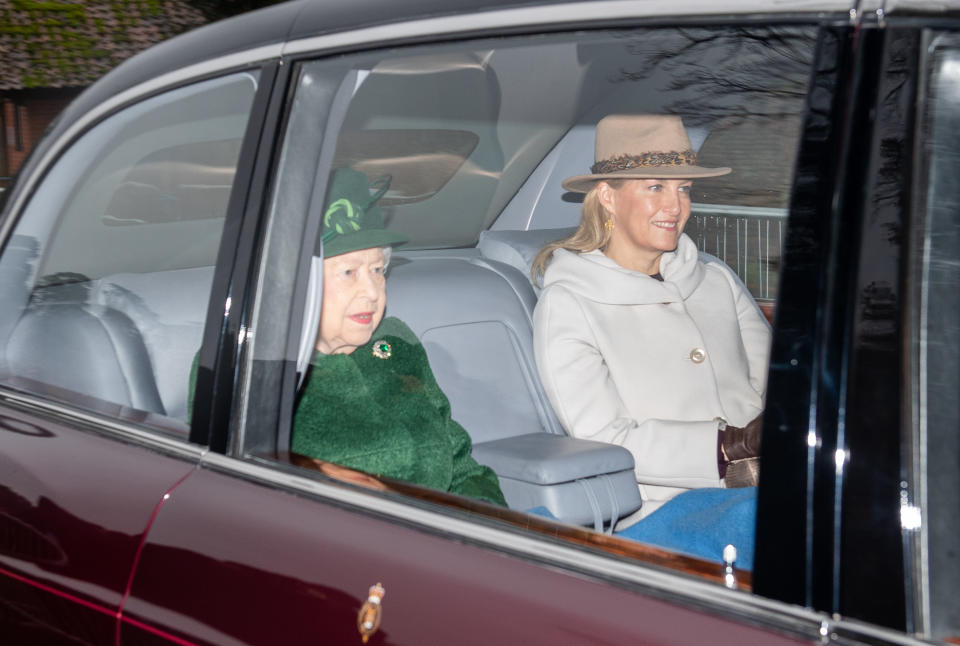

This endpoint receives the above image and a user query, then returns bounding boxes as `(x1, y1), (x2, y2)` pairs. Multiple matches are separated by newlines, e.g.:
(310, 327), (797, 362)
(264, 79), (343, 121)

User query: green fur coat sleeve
(291, 317), (507, 507)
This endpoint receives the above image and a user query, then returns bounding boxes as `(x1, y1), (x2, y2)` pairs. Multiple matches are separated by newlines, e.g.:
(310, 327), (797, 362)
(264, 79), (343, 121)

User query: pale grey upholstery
(0, 235), (37, 350)
(6, 284), (166, 414)
(477, 227), (575, 291)
(387, 253), (559, 442)
(387, 251), (643, 527)
(2, 264), (213, 421)
(471, 434), (641, 529)
(472, 433), (635, 482)
(91, 267), (212, 420)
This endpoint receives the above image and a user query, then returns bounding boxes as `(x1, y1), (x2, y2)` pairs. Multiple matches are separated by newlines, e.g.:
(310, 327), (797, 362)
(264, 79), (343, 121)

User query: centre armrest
(472, 433), (635, 485)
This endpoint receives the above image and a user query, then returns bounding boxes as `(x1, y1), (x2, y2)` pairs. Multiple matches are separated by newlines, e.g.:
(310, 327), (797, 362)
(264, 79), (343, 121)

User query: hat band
(590, 150), (697, 174)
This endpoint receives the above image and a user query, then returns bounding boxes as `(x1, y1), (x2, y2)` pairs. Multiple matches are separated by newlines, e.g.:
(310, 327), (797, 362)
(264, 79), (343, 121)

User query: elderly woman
(192, 167), (501, 507)
(532, 114), (770, 528)
(288, 168), (506, 506)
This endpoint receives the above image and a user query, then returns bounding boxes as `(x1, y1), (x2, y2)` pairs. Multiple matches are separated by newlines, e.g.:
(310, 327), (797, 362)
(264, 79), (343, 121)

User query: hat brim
(322, 229), (410, 258)
(561, 165), (731, 193)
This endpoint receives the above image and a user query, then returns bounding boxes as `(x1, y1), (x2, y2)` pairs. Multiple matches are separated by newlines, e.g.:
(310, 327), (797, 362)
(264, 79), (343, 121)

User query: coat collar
(542, 234), (705, 305)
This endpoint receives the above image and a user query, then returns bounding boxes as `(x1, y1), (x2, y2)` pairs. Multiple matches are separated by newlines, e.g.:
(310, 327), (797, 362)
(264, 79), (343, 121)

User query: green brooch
(372, 340), (392, 359)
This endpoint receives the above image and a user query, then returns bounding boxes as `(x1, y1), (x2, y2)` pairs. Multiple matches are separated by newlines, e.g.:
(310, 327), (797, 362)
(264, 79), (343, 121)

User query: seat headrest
(477, 228), (575, 288)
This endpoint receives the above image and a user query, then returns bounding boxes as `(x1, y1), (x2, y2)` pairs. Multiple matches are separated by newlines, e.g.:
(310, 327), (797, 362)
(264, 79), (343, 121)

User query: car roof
(12, 0), (959, 219)
(61, 0), (960, 106)
(38, 0), (853, 136)
(45, 0), (960, 135)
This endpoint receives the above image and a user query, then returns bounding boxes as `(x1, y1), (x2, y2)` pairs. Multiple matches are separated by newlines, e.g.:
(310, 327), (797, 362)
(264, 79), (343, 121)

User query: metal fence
(688, 204), (787, 301)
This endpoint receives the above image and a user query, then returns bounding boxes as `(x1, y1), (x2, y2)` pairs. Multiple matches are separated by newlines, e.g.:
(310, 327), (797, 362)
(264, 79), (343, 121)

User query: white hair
(382, 245), (392, 268)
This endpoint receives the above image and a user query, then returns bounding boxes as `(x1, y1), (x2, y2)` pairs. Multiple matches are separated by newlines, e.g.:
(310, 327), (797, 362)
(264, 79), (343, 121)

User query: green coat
(291, 317), (507, 506)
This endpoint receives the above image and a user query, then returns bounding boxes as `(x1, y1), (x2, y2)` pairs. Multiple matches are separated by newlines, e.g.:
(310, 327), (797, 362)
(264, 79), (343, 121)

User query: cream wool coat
(533, 234), (771, 519)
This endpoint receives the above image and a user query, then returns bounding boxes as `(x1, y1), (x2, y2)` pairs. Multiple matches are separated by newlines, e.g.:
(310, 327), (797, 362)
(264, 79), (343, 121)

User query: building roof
(0, 0), (208, 90)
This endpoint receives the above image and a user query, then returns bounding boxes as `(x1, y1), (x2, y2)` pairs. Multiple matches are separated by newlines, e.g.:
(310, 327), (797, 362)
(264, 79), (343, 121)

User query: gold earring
(604, 219), (614, 231)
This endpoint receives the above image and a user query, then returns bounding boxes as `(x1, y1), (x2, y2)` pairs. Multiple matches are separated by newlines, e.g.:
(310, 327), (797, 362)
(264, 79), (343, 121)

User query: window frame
(190, 60), (284, 451)
(0, 62), (276, 450)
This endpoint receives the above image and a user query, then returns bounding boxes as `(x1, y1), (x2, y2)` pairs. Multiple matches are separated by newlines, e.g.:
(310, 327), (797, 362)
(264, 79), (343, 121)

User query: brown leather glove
(725, 457), (761, 488)
(722, 415), (763, 462)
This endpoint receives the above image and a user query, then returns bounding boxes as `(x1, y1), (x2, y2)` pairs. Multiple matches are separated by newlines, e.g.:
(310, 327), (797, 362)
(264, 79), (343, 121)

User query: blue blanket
(616, 487), (756, 568)
(527, 487), (756, 569)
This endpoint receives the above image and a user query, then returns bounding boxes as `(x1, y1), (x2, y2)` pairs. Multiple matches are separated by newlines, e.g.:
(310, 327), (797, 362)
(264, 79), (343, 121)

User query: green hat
(318, 168), (409, 257)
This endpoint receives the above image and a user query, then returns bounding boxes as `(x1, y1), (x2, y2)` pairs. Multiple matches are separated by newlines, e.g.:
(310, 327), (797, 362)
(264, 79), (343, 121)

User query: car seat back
(1, 258), (213, 422)
(386, 250), (642, 529)
(5, 279), (166, 414)
(386, 252), (561, 442)
(90, 267), (213, 420)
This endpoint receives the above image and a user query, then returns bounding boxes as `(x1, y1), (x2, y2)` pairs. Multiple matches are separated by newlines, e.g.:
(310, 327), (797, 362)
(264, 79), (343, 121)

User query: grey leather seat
(90, 267), (213, 420)
(387, 250), (642, 529)
(476, 227), (576, 292)
(5, 278), (166, 414)
(0, 236), (212, 421)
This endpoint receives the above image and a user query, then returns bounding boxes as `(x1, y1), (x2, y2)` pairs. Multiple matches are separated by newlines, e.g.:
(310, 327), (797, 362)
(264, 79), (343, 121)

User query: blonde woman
(533, 115), (770, 538)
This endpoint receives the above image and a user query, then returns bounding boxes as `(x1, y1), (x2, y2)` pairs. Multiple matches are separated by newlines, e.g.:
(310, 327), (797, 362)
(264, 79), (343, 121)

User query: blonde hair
(531, 180), (623, 286)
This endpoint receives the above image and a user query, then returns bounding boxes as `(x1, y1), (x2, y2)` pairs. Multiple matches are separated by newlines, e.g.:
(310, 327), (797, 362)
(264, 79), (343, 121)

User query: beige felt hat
(562, 114), (731, 193)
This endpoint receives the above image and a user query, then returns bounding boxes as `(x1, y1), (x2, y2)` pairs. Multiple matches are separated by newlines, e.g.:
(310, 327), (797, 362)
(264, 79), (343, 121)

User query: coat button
(690, 348), (706, 363)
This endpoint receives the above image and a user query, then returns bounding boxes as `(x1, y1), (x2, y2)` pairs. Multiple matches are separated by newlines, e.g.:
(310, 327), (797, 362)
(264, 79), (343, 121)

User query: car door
(117, 7), (872, 646)
(123, 454), (821, 646)
(0, 63), (271, 642)
(752, 8), (960, 643)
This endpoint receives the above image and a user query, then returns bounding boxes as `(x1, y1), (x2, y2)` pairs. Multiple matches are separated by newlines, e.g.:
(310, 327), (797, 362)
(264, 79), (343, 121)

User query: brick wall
(1, 89), (79, 186)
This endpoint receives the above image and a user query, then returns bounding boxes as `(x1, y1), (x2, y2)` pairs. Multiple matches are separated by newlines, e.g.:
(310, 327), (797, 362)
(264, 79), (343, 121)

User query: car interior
(272, 32), (801, 529)
(0, 27), (811, 540)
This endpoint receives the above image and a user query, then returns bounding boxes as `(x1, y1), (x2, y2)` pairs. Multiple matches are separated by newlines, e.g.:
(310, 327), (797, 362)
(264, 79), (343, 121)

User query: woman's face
(599, 178), (693, 270)
(317, 247), (387, 355)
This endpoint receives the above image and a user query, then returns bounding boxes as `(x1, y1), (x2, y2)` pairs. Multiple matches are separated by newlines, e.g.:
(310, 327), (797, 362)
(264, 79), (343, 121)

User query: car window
(239, 25), (816, 575)
(908, 34), (960, 643)
(305, 29), (807, 305)
(0, 71), (260, 436)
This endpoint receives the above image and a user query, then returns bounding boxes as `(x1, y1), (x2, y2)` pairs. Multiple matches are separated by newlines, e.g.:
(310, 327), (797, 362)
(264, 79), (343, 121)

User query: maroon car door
(0, 402), (200, 645)
(0, 63), (266, 644)
(120, 455), (813, 646)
